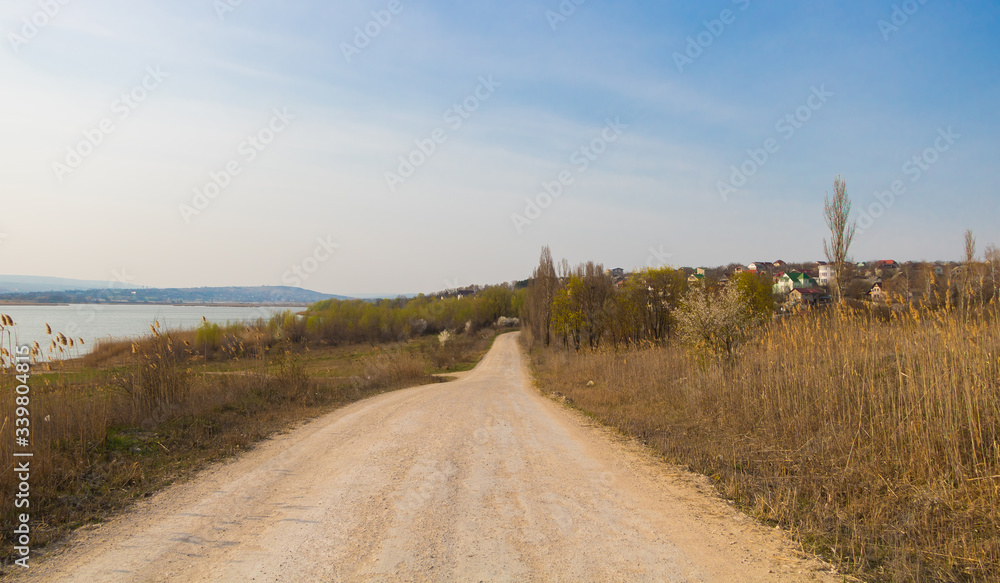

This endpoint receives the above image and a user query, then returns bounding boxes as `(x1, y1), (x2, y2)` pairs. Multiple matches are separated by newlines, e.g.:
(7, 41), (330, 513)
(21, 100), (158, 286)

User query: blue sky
(2, 0), (997, 295)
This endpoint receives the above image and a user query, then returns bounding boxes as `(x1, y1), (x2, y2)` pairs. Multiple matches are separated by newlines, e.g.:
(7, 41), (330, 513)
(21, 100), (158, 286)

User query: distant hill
(0, 285), (348, 305)
(0, 275), (141, 294)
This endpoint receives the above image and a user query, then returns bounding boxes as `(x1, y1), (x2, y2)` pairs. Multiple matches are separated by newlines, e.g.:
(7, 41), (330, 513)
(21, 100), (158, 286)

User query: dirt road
(15, 333), (841, 582)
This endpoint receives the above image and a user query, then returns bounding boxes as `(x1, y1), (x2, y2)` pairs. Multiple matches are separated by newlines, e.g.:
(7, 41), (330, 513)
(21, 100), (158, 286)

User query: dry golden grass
(527, 305), (1000, 583)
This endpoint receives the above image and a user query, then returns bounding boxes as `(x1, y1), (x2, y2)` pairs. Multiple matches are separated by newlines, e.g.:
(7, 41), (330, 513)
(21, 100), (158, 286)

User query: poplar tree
(823, 176), (856, 302)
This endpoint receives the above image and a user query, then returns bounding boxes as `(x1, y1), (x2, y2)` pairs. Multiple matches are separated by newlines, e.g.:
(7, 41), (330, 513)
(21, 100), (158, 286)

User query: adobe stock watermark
(141, 402), (180, 432)
(341, 0), (403, 63)
(213, 0), (248, 21)
(51, 66), (169, 183)
(717, 84), (833, 202)
(281, 235), (340, 287)
(673, 0), (751, 73)
(645, 245), (674, 268)
(7, 0), (72, 55)
(396, 459), (456, 514)
(179, 107), (295, 223)
(856, 126), (959, 234)
(11, 347), (32, 568)
(244, 289), (318, 324)
(545, 0), (586, 31)
(878, 0), (931, 41)
(510, 117), (627, 234)
(420, 276), (465, 324)
(384, 75), (501, 192)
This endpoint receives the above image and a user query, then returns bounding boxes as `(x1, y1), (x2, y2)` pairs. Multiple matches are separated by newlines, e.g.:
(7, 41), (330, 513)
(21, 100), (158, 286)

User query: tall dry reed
(529, 305), (1000, 582)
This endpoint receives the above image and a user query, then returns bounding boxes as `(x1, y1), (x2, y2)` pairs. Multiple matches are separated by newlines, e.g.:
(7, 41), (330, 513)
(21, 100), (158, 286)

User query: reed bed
(528, 305), (1000, 582)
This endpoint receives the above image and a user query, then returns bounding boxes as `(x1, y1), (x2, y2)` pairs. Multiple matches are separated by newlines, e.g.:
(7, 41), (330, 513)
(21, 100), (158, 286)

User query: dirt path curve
(14, 333), (842, 582)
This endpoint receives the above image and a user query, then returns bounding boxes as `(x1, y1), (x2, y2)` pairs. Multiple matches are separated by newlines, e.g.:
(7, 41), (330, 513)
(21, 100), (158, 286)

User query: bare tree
(964, 230), (977, 265)
(524, 246), (558, 346)
(575, 261), (613, 349)
(823, 175), (856, 302)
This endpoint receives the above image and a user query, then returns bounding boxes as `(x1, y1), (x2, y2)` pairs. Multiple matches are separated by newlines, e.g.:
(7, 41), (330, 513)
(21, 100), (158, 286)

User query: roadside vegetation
(522, 234), (999, 582)
(0, 288), (518, 570)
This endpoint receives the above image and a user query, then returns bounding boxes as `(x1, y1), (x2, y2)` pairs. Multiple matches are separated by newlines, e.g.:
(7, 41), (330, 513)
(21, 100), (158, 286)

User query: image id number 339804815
(12, 345), (33, 569)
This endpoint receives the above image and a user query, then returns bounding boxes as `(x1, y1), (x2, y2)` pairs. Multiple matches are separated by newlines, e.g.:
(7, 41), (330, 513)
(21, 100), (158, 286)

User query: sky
(1, 0), (998, 296)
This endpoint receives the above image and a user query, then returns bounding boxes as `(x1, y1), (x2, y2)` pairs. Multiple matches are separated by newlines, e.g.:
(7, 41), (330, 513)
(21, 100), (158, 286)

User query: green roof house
(774, 271), (818, 295)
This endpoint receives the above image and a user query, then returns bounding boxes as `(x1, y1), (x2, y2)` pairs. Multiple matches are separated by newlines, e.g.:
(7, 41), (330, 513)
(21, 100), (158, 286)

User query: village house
(817, 262), (835, 286)
(788, 287), (827, 306)
(874, 260), (899, 277)
(604, 267), (628, 289)
(869, 281), (886, 303)
(774, 271), (818, 295)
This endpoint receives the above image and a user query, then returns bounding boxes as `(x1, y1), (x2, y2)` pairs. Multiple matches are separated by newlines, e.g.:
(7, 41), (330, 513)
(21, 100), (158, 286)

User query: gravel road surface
(13, 333), (841, 582)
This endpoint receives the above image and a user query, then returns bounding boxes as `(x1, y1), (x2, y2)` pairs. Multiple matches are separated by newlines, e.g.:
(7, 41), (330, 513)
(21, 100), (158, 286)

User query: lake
(0, 304), (305, 359)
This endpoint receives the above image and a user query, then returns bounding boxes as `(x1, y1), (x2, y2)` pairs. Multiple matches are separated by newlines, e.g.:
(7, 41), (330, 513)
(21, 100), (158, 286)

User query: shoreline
(3, 304), (309, 366)
(0, 302), (308, 308)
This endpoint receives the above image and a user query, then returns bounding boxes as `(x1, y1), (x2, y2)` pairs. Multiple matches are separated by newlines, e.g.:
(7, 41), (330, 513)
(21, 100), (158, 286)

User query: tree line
(281, 286), (523, 345)
(520, 246), (773, 354)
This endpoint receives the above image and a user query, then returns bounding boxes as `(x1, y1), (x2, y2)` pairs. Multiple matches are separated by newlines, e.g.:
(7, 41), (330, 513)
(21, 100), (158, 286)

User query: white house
(818, 264), (835, 286)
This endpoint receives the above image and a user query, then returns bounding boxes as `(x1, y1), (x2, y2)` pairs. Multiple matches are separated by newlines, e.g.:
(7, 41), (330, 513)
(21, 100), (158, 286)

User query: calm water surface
(0, 304), (305, 358)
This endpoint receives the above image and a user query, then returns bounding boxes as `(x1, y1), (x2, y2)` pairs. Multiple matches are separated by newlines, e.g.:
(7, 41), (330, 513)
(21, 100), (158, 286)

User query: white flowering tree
(675, 283), (763, 358)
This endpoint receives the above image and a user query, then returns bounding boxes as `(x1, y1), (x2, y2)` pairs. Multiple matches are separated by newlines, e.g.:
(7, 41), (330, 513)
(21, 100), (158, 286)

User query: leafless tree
(575, 262), (613, 349)
(964, 230), (977, 265)
(525, 246), (558, 346)
(823, 175), (856, 302)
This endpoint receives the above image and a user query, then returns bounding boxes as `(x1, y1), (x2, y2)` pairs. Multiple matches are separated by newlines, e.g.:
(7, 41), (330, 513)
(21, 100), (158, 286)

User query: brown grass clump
(354, 350), (433, 392)
(80, 321), (282, 370)
(527, 305), (1000, 583)
(422, 328), (498, 371)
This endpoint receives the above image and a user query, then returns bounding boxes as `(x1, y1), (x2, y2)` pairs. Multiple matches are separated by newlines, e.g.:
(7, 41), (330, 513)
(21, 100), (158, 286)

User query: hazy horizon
(3, 1), (998, 296)
(1, 245), (983, 300)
